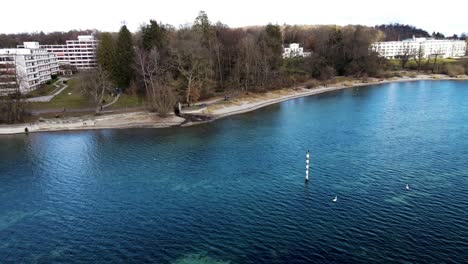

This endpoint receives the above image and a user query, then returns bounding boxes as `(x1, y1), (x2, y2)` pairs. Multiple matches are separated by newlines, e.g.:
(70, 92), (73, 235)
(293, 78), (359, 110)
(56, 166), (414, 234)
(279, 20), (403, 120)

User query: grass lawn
(25, 79), (60, 98)
(108, 94), (145, 109)
(31, 78), (144, 111)
(31, 79), (91, 110)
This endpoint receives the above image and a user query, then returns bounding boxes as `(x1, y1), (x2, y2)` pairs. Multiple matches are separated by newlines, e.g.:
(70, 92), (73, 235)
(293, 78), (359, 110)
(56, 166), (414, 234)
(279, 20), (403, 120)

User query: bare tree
(176, 55), (201, 106)
(397, 45), (416, 69)
(80, 66), (113, 115)
(0, 59), (30, 124)
(134, 47), (176, 116)
(172, 28), (210, 106)
(413, 46), (425, 72)
(431, 48), (443, 73)
(237, 34), (262, 91)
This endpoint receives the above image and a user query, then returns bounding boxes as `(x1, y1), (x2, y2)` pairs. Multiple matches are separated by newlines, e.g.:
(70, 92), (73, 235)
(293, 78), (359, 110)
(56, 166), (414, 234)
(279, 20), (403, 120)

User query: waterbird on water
(406, 184), (410, 190)
(333, 196), (338, 202)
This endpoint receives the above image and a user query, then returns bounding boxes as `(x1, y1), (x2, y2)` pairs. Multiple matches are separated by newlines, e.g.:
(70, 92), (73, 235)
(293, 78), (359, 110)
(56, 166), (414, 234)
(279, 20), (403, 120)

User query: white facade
(41, 35), (98, 70)
(283, 43), (312, 58)
(372, 37), (467, 59)
(0, 42), (59, 94)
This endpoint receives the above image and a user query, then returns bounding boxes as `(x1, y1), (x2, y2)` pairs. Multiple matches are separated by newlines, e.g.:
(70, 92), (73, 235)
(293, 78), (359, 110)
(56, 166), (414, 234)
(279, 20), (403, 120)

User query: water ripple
(0, 81), (468, 263)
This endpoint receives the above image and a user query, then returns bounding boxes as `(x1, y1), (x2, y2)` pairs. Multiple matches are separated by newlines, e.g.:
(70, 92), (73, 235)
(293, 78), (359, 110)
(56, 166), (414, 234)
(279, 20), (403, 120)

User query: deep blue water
(1, 81), (468, 264)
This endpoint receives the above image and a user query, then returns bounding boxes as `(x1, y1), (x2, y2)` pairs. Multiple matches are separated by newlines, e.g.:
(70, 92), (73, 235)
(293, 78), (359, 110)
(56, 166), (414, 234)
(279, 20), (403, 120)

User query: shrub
(319, 66), (336, 81)
(407, 72), (418, 78)
(199, 85), (215, 100)
(189, 85), (201, 103)
(147, 85), (177, 117)
(304, 79), (321, 89)
(459, 59), (468, 74)
(446, 64), (465, 77)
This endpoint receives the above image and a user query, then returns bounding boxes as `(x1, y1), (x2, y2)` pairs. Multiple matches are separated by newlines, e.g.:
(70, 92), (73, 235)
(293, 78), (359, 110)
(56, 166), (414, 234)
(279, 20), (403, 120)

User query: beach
(0, 112), (185, 134)
(1, 74), (467, 135)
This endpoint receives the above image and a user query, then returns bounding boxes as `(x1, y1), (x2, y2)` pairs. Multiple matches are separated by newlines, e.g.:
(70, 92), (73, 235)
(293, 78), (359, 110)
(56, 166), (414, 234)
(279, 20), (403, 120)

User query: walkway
(25, 77), (70, 103)
(103, 93), (121, 108)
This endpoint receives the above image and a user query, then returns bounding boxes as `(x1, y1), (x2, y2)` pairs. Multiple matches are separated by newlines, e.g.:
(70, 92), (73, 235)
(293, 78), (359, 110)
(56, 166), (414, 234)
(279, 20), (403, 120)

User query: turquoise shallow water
(0, 80), (467, 263)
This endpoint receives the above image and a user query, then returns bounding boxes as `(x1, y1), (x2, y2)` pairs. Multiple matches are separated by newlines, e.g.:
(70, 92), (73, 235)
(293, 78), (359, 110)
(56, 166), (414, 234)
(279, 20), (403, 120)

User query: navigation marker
(305, 150), (310, 182)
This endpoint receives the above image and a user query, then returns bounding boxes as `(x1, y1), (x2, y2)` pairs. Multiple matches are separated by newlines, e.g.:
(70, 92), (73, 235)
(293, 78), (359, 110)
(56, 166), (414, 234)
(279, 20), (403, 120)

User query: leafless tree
(172, 28), (210, 106)
(413, 46), (425, 72)
(397, 45), (416, 69)
(79, 66), (113, 115)
(236, 34), (263, 91)
(134, 47), (176, 116)
(431, 48), (443, 73)
(0, 59), (30, 124)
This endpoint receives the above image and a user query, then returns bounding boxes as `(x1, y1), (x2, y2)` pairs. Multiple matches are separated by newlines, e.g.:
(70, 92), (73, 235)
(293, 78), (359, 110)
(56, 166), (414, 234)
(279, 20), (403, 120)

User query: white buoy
(406, 184), (410, 190)
(333, 196), (338, 202)
(305, 150), (310, 181)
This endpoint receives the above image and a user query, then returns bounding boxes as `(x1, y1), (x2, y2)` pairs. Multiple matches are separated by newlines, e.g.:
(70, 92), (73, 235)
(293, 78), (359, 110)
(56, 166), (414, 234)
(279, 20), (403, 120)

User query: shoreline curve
(1, 76), (467, 135)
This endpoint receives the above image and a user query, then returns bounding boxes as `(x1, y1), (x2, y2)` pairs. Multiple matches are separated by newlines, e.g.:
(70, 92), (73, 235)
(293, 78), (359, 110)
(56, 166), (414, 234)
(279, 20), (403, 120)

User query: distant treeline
(1, 23), (464, 48)
(376, 24), (430, 41)
(0, 30), (97, 48)
(375, 23), (466, 41)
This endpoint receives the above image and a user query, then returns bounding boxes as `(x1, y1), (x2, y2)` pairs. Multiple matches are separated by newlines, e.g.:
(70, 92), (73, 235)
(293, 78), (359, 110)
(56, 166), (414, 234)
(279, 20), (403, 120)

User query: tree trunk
(186, 77), (192, 106)
(95, 85), (106, 115)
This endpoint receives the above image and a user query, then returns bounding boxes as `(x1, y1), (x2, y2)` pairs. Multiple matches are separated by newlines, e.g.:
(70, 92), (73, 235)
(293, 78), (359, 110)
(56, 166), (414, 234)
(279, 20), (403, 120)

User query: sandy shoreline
(202, 74), (468, 120)
(0, 112), (185, 135)
(1, 75), (467, 135)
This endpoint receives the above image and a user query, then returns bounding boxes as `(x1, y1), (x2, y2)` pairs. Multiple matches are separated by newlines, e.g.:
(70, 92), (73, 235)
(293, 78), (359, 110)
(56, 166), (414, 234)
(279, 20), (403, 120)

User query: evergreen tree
(193, 11), (214, 48)
(96, 33), (116, 80)
(141, 20), (166, 51)
(115, 25), (135, 89)
(264, 24), (283, 70)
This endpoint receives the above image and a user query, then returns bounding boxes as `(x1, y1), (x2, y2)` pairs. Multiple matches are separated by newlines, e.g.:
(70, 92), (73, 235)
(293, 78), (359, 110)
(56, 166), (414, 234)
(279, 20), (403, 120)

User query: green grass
(25, 83), (58, 97)
(108, 94), (144, 109)
(31, 78), (144, 111)
(31, 79), (91, 110)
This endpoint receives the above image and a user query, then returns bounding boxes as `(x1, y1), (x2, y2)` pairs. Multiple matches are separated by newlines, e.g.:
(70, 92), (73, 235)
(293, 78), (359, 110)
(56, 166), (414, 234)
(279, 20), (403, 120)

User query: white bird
(406, 184), (410, 190)
(332, 196), (338, 202)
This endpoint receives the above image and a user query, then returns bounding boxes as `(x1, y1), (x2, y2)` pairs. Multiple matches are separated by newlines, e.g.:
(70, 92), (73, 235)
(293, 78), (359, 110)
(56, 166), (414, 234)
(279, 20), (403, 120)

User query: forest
(1, 13), (467, 120)
(85, 12), (390, 115)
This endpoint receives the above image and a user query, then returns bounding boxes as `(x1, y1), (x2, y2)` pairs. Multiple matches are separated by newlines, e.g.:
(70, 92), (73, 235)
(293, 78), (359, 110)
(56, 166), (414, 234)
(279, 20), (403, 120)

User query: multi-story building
(283, 43), (312, 58)
(0, 42), (59, 94)
(371, 37), (467, 59)
(41, 35), (98, 71)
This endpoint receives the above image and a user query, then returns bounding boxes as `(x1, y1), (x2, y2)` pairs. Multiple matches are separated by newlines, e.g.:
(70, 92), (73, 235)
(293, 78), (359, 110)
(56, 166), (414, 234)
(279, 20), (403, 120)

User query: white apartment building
(0, 42), (59, 94)
(371, 37), (467, 59)
(283, 43), (312, 58)
(41, 35), (98, 70)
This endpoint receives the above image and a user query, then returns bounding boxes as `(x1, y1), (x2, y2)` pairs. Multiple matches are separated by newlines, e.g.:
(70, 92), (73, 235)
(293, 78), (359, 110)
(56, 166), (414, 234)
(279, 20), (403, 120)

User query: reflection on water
(0, 81), (467, 263)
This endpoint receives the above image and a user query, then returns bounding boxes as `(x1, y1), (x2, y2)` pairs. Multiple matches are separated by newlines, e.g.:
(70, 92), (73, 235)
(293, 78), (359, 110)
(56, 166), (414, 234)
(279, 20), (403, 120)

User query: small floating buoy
(406, 184), (410, 190)
(332, 196), (338, 202)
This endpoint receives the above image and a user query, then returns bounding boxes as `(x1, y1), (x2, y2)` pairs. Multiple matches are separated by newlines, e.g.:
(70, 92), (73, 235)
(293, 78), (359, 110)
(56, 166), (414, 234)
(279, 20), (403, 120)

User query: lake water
(1, 81), (467, 263)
